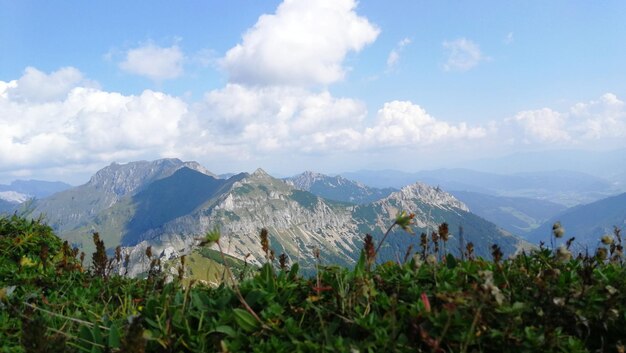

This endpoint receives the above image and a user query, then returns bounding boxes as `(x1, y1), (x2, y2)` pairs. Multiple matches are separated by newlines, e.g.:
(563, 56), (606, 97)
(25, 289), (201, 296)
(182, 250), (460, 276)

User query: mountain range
(17, 159), (530, 276)
(0, 179), (72, 206)
(342, 168), (622, 206)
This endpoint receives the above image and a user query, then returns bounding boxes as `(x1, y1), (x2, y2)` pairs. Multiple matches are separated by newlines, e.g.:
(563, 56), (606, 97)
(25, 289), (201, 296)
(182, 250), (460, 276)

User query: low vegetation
(1, 213), (625, 352)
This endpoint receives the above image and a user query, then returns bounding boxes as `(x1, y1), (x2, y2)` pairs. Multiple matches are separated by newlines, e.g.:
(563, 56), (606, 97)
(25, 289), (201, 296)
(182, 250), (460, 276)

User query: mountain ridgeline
(23, 159), (530, 276)
(285, 171), (397, 204)
(527, 192), (626, 250)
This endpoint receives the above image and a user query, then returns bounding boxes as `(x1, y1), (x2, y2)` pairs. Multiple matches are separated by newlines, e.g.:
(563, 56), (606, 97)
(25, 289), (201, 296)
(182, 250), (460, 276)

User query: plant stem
(374, 221), (398, 259)
(216, 241), (266, 329)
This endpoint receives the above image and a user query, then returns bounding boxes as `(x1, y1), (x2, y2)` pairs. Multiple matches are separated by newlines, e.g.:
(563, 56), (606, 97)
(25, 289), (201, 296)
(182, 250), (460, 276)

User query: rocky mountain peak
(87, 158), (215, 198)
(384, 182), (470, 212)
(288, 170), (326, 190)
(250, 168), (271, 178)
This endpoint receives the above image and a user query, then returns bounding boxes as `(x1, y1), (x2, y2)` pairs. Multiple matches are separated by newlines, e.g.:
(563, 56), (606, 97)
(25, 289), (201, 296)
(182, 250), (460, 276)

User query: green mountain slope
(125, 167), (236, 245)
(527, 192), (626, 248)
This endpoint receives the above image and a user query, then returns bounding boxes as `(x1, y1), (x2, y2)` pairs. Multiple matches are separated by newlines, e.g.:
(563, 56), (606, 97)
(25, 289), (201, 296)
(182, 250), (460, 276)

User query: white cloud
(0, 68), (188, 171)
(5, 65), (623, 183)
(386, 38), (411, 70)
(221, 0), (380, 86)
(198, 84), (366, 152)
(508, 93), (626, 144)
(510, 108), (570, 143)
(119, 43), (184, 80)
(364, 101), (487, 147)
(442, 38), (487, 72)
(6, 67), (97, 103)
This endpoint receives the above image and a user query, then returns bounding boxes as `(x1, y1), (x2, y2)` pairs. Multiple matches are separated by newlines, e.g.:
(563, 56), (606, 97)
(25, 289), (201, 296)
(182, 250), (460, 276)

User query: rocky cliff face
(122, 169), (360, 276)
(286, 171), (396, 204)
(368, 182), (470, 230)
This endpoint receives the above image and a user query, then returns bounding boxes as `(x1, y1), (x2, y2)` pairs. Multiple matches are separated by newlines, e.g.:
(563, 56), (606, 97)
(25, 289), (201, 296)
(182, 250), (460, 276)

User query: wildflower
(596, 247), (608, 261)
(426, 254), (437, 265)
(260, 228), (269, 255)
(438, 223), (449, 242)
(606, 285), (618, 296)
(479, 270), (504, 305)
(278, 253), (289, 270)
(552, 222), (565, 238)
(412, 253), (424, 270)
(363, 234), (375, 266)
(556, 245), (572, 261)
(420, 292), (431, 313)
(395, 211), (415, 233)
(20, 256), (36, 267)
(601, 234), (614, 245)
(553, 297), (565, 306)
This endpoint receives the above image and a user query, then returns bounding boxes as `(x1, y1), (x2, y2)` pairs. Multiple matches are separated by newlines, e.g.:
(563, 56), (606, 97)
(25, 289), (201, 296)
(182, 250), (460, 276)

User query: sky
(1, 0), (626, 184)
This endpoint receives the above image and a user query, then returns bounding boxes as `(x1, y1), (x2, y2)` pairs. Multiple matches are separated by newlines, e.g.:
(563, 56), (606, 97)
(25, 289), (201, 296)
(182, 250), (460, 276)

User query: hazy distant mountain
(286, 171), (396, 204)
(29, 160), (529, 276)
(526, 193), (626, 249)
(461, 148), (626, 180)
(342, 168), (618, 206)
(218, 173), (238, 179)
(29, 158), (217, 233)
(0, 179), (73, 199)
(451, 191), (567, 234)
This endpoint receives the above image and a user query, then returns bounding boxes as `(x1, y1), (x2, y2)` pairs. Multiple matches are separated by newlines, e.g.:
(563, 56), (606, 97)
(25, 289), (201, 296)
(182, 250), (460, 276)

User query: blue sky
(1, 0), (625, 183)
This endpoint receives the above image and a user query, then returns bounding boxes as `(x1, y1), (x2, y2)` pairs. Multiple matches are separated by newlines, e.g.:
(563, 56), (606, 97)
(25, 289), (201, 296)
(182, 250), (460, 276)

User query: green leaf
(446, 253), (457, 269)
(260, 263), (275, 291)
(288, 263), (299, 280)
(233, 308), (260, 333)
(210, 325), (237, 337)
(354, 250), (366, 276)
(108, 322), (122, 348)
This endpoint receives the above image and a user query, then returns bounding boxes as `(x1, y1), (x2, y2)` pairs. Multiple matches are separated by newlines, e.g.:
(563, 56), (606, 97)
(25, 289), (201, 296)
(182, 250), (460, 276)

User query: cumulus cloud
(0, 67), (187, 171)
(5, 67), (97, 103)
(510, 108), (570, 143)
(386, 38), (411, 71)
(119, 43), (184, 80)
(8, 66), (623, 182)
(221, 0), (379, 86)
(508, 93), (626, 144)
(198, 84), (367, 152)
(442, 38), (487, 72)
(364, 101), (487, 146)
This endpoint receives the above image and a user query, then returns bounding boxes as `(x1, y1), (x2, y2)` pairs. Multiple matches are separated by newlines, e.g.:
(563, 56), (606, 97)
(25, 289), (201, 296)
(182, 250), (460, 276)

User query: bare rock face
(122, 168), (362, 276)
